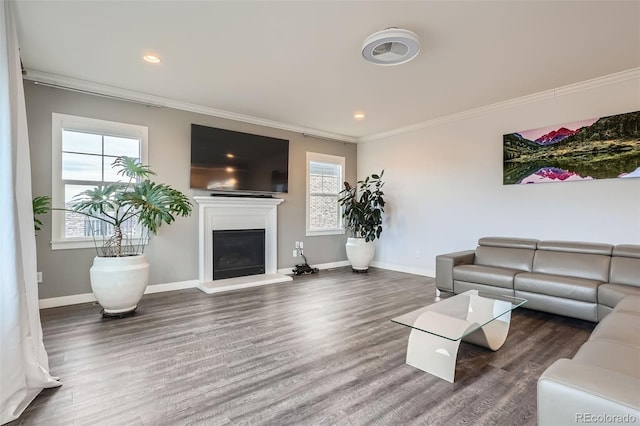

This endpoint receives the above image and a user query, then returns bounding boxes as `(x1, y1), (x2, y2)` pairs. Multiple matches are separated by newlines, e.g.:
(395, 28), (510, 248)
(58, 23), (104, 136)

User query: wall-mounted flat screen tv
(190, 124), (289, 193)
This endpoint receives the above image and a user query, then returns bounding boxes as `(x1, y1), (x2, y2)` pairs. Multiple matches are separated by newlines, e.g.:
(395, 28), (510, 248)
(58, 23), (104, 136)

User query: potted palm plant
(65, 156), (192, 316)
(338, 170), (385, 271)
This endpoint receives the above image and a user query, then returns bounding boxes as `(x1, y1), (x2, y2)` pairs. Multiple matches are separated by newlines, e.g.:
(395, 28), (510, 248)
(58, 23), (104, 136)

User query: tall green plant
(338, 170), (385, 242)
(33, 195), (51, 232)
(69, 156), (192, 257)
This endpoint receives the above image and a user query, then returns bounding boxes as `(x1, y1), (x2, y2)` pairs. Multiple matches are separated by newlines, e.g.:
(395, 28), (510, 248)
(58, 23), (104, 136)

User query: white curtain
(0, 1), (61, 424)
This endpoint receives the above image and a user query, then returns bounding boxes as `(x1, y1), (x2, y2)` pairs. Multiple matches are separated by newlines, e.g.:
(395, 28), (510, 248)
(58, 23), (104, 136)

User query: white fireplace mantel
(194, 196), (292, 294)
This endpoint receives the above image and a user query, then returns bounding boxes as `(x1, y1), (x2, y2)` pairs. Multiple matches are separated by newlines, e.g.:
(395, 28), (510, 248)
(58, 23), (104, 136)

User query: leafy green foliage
(32, 195), (51, 232)
(338, 170), (385, 242)
(68, 156), (192, 256)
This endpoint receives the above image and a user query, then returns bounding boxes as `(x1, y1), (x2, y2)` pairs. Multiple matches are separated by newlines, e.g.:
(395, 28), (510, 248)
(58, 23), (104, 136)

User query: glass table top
(392, 290), (527, 341)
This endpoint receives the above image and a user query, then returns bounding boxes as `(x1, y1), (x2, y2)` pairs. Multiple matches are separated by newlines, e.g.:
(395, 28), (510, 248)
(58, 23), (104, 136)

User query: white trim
(50, 237), (148, 251)
(38, 292), (97, 309)
(26, 68), (639, 145)
(38, 263), (434, 308)
(278, 260), (351, 275)
(51, 239), (101, 251)
(370, 261), (435, 278)
(553, 68), (640, 96)
(360, 67), (640, 142)
(38, 279), (199, 309)
(306, 152), (345, 236)
(26, 67), (639, 145)
(25, 69), (357, 143)
(306, 229), (345, 237)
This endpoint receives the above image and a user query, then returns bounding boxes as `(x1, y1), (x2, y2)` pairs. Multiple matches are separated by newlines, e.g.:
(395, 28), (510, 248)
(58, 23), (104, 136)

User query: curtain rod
(32, 81), (163, 108)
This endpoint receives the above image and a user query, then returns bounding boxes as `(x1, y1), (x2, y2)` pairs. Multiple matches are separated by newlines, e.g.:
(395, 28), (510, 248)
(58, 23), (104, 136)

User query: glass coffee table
(392, 290), (526, 383)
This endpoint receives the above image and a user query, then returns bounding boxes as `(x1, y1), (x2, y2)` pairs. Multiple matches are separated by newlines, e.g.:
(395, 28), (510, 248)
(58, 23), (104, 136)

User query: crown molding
(23, 69), (358, 143)
(360, 67), (640, 143)
(24, 67), (639, 145)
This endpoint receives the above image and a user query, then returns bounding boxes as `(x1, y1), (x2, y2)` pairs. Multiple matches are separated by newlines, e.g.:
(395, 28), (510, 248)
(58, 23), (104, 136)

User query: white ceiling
(12, 1), (640, 140)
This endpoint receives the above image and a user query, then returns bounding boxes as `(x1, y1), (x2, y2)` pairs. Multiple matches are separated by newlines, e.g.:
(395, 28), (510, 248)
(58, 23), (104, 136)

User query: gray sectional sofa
(435, 237), (640, 424)
(435, 237), (640, 322)
(538, 295), (640, 424)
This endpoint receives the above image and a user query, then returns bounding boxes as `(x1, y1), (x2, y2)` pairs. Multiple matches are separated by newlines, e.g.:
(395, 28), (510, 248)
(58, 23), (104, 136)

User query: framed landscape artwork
(503, 110), (640, 185)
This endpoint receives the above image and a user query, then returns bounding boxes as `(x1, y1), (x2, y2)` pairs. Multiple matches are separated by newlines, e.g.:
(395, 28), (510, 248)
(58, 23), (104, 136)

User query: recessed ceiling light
(354, 112), (365, 120)
(226, 167), (234, 173)
(143, 54), (160, 64)
(226, 153), (235, 158)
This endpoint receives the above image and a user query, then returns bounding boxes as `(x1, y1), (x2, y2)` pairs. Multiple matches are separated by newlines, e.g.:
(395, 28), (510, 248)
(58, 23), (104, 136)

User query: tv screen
(190, 124), (289, 193)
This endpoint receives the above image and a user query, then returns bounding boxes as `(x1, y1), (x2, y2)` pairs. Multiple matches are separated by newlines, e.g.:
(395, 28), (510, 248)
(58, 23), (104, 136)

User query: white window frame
(306, 152), (345, 237)
(51, 113), (149, 250)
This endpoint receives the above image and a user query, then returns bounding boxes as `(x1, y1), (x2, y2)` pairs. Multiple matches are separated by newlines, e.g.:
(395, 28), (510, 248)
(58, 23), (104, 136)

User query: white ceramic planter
(90, 255), (150, 315)
(345, 237), (376, 271)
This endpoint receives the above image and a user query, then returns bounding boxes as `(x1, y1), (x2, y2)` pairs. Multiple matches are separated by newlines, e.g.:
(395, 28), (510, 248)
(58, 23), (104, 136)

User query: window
(51, 113), (148, 250)
(306, 152), (345, 236)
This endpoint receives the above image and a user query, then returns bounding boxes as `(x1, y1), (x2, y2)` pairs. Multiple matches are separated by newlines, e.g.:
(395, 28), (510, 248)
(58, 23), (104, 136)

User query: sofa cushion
(538, 359), (640, 426)
(598, 284), (640, 309)
(532, 250), (610, 282)
(514, 272), (600, 303)
(589, 312), (640, 349)
(613, 244), (640, 258)
(514, 290), (597, 322)
(609, 256), (640, 287)
(537, 240), (613, 255)
(453, 264), (520, 289)
(474, 246), (535, 271)
(614, 295), (640, 315)
(453, 281), (515, 297)
(478, 237), (538, 250)
(573, 340), (640, 378)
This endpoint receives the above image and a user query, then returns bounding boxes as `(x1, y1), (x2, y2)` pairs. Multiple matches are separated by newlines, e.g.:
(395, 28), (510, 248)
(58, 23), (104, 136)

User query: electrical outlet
(37, 272), (43, 283)
(293, 249), (298, 258)
(295, 241), (300, 249)
(299, 241), (304, 249)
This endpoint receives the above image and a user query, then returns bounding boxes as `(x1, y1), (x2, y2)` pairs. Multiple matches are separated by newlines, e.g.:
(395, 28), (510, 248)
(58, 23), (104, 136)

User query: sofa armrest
(538, 359), (640, 425)
(435, 250), (475, 292)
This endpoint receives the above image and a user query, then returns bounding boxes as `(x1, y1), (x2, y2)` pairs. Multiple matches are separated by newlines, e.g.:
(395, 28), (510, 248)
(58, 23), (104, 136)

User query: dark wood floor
(13, 267), (594, 425)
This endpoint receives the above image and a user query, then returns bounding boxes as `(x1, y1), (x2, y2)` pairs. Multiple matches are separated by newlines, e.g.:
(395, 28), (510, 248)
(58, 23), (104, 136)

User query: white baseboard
(369, 261), (435, 278)
(38, 293), (97, 309)
(38, 279), (199, 309)
(39, 262), (430, 309)
(278, 260), (351, 275)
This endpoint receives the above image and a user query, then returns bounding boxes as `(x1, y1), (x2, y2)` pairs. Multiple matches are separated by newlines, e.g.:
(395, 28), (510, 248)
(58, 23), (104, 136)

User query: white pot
(90, 255), (150, 315)
(345, 237), (376, 271)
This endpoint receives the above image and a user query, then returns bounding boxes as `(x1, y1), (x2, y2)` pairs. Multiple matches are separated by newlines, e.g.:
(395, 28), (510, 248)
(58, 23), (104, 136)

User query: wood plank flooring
(12, 267), (594, 425)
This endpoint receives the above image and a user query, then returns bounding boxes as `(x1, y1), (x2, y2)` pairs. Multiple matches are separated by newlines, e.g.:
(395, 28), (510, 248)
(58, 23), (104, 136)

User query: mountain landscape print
(503, 110), (640, 185)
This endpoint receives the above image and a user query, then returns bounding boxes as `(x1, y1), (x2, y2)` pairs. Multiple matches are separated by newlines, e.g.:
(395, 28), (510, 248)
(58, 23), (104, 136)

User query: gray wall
(25, 81), (357, 299)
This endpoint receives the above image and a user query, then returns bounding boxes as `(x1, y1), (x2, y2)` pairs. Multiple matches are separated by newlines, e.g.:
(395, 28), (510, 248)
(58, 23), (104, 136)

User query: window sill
(306, 229), (345, 237)
(50, 238), (149, 251)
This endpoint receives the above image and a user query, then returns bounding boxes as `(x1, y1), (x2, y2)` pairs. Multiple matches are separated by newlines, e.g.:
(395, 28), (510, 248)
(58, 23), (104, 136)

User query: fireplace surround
(194, 196), (292, 294)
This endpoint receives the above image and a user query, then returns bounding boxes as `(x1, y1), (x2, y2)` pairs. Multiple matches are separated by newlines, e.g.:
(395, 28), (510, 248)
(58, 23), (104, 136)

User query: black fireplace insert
(213, 229), (265, 280)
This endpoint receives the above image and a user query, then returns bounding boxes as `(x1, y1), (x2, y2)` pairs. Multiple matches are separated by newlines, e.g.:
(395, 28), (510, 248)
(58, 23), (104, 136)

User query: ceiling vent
(362, 28), (420, 66)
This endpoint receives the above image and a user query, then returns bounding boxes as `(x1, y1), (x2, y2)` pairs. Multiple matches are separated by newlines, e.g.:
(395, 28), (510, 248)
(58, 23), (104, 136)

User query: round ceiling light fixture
(362, 28), (420, 66)
(143, 54), (161, 64)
